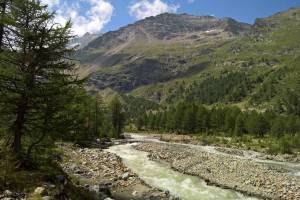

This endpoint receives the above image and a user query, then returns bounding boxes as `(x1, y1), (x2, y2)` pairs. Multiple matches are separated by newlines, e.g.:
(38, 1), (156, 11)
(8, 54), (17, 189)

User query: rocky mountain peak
(84, 13), (251, 51)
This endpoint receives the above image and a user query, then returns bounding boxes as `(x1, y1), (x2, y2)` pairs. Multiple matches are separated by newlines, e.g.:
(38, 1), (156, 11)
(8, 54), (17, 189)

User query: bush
(279, 136), (293, 154)
(267, 135), (293, 154)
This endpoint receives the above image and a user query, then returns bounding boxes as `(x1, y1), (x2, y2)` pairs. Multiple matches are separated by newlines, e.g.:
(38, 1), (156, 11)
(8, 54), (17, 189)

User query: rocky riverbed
(148, 133), (300, 163)
(134, 142), (300, 200)
(59, 143), (176, 200)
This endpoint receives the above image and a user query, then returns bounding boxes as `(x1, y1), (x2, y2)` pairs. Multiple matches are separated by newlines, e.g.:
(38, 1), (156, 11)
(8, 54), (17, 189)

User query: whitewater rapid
(107, 143), (257, 200)
(129, 133), (300, 177)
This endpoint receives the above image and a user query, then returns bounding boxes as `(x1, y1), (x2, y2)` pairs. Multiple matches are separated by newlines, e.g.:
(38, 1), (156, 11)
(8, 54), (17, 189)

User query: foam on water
(107, 143), (257, 200)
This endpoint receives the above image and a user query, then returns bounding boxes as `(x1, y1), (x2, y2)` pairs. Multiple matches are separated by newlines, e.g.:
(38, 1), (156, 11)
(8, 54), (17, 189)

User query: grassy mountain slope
(77, 7), (300, 110)
(76, 13), (250, 92)
(130, 7), (300, 109)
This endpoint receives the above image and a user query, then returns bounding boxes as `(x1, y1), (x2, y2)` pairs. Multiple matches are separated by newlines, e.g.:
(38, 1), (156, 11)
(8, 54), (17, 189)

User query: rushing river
(129, 134), (300, 177)
(107, 143), (256, 200)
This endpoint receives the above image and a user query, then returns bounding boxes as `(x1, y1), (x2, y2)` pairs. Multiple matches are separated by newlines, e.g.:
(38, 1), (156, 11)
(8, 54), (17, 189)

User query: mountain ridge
(76, 7), (300, 110)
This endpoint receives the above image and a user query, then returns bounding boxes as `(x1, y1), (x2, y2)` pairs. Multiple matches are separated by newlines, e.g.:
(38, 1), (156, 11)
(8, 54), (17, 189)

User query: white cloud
(129, 0), (180, 20)
(41, 0), (114, 36)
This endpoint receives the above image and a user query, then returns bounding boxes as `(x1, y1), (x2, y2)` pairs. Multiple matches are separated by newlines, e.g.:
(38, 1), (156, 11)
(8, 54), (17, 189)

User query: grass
(199, 133), (300, 155)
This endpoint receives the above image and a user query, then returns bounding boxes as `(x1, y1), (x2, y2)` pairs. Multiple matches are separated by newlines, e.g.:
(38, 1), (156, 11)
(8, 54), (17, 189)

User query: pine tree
(196, 105), (209, 133)
(234, 113), (245, 136)
(110, 96), (124, 138)
(224, 107), (241, 133)
(0, 0), (80, 158)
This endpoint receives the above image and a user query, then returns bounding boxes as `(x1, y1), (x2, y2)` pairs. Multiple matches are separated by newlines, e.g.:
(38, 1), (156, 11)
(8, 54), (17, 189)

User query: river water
(129, 134), (300, 177)
(108, 143), (257, 200)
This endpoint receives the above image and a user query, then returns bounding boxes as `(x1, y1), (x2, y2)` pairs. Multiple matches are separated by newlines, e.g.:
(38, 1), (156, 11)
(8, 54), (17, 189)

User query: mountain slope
(76, 13), (251, 91)
(131, 7), (300, 108)
(77, 7), (300, 110)
(70, 32), (102, 49)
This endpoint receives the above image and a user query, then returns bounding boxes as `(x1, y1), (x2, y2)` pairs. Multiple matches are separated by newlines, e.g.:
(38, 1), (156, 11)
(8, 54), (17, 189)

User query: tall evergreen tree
(234, 113), (245, 136)
(0, 0), (80, 158)
(110, 96), (124, 138)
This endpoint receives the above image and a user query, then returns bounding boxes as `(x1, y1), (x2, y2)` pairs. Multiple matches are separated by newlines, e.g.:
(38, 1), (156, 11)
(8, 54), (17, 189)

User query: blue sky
(41, 0), (300, 36)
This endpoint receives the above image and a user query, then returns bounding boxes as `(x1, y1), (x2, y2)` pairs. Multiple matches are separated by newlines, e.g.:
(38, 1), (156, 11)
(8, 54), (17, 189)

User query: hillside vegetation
(77, 7), (300, 113)
(75, 7), (300, 154)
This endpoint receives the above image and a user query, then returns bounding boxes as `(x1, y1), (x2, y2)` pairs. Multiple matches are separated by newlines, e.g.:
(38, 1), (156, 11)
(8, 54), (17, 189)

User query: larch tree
(110, 96), (124, 138)
(0, 0), (80, 160)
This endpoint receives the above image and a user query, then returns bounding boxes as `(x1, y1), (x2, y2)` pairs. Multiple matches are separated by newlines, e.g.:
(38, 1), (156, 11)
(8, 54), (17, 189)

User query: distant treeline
(135, 102), (300, 152)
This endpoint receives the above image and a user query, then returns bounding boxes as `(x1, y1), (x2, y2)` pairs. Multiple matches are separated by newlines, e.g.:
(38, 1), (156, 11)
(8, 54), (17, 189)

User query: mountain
(70, 32), (102, 49)
(76, 13), (251, 91)
(84, 14), (250, 50)
(76, 7), (300, 110)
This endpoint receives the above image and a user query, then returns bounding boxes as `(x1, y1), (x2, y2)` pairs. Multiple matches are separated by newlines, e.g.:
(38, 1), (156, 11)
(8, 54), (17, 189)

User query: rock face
(75, 7), (300, 109)
(69, 32), (102, 49)
(76, 13), (251, 92)
(84, 13), (250, 50)
(59, 143), (173, 200)
(135, 142), (300, 200)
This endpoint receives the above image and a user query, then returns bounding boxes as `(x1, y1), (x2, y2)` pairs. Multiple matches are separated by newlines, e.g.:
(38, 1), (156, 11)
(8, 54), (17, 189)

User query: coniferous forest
(0, 1), (124, 197)
(134, 102), (300, 153)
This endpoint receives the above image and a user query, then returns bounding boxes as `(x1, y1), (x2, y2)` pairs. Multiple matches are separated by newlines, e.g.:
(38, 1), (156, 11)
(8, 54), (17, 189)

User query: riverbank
(137, 133), (300, 163)
(59, 143), (175, 200)
(134, 141), (300, 200)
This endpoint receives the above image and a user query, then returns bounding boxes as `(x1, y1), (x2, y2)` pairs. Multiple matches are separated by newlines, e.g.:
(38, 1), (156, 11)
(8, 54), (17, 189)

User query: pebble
(60, 143), (173, 200)
(135, 142), (300, 200)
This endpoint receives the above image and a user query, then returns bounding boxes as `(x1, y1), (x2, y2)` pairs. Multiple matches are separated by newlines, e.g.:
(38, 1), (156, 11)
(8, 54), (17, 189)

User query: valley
(1, 1), (300, 200)
(57, 134), (300, 200)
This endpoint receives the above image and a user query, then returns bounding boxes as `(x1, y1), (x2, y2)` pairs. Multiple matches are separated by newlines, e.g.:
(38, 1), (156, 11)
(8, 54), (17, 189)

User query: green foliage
(267, 135), (298, 154)
(0, 0), (82, 159)
(0, 0), (128, 163)
(234, 113), (245, 136)
(245, 111), (269, 137)
(110, 96), (125, 138)
(124, 8), (300, 111)
(134, 101), (300, 154)
(183, 72), (252, 104)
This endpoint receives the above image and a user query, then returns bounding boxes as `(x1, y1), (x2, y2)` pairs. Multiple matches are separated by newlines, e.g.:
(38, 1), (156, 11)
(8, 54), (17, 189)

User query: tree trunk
(12, 98), (27, 157)
(26, 116), (48, 159)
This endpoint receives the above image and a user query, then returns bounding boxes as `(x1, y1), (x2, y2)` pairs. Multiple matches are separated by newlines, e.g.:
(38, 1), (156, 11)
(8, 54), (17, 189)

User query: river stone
(34, 187), (47, 196)
(121, 172), (130, 180)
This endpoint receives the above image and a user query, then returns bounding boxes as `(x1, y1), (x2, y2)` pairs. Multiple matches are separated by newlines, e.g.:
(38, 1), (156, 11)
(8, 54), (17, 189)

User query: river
(128, 133), (300, 177)
(108, 143), (257, 200)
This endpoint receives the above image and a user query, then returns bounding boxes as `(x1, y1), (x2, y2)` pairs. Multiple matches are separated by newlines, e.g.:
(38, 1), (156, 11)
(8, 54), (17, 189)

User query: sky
(41, 0), (300, 36)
